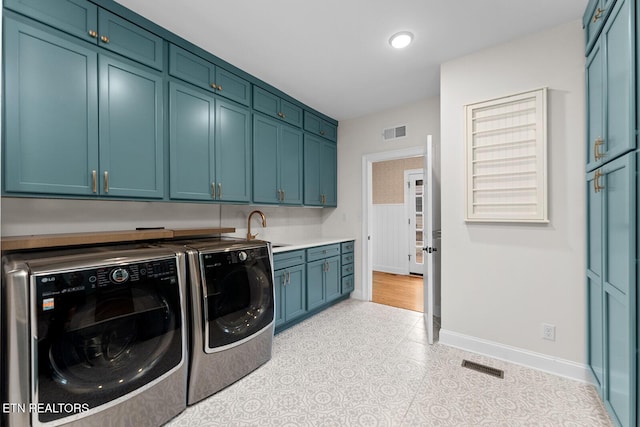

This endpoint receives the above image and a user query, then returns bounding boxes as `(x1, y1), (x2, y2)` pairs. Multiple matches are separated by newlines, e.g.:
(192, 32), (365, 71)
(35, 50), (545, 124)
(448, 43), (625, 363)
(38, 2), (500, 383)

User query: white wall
(0, 197), (323, 243)
(321, 96), (441, 298)
(440, 20), (586, 364)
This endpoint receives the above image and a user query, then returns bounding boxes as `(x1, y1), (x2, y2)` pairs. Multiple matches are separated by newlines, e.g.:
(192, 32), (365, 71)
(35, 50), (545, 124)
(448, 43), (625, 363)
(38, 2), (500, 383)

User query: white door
(406, 170), (424, 275)
(423, 135), (439, 344)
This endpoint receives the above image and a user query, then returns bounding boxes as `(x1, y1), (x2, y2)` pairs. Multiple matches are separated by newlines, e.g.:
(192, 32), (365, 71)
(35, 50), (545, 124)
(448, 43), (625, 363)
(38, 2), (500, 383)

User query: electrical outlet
(542, 323), (556, 341)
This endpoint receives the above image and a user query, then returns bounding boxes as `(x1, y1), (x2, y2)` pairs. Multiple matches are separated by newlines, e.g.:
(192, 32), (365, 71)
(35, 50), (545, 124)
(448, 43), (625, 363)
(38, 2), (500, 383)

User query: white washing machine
(2, 244), (188, 427)
(170, 238), (275, 405)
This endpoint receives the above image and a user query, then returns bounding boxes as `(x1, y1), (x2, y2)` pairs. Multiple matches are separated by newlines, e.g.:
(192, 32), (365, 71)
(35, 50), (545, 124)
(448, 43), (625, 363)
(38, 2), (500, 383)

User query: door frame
(360, 146), (424, 302)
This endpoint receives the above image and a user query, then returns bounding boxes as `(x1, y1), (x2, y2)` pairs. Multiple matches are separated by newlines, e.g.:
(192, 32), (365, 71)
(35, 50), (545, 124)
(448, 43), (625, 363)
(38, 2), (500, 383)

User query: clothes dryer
(171, 238), (274, 404)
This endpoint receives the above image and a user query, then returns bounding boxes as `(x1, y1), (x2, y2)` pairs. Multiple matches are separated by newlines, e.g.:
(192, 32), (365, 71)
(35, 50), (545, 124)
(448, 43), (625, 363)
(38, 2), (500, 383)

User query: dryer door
(33, 257), (183, 424)
(201, 246), (274, 351)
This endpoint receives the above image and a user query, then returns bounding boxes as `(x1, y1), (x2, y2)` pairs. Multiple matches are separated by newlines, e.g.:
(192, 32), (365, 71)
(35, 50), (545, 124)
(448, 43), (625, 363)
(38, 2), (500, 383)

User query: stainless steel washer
(2, 244), (188, 427)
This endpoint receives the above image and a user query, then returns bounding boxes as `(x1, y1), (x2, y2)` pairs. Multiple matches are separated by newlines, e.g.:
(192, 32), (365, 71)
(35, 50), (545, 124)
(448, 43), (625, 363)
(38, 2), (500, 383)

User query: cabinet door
(342, 275), (354, 294)
(586, 42), (604, 170)
(169, 44), (216, 93)
(274, 269), (285, 327)
(321, 142), (337, 206)
(280, 99), (303, 127)
(97, 9), (163, 70)
(600, 154), (636, 427)
(215, 67), (251, 106)
(279, 126), (304, 205)
(303, 135), (322, 206)
(283, 265), (306, 322)
(325, 256), (341, 303)
(4, 19), (99, 196)
(215, 99), (251, 202)
(253, 115), (280, 204)
(253, 86), (280, 118)
(169, 82), (215, 200)
(5, 0), (98, 42)
(602, 0), (634, 163)
(98, 55), (164, 198)
(586, 169), (604, 392)
(307, 259), (326, 310)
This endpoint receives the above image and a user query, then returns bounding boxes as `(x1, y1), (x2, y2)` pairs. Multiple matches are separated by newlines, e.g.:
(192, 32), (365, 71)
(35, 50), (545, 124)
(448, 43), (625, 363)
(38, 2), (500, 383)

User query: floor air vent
(461, 360), (504, 379)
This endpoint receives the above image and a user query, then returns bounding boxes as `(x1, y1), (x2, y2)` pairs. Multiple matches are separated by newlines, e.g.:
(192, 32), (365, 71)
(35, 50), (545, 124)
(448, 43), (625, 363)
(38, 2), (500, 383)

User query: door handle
(92, 170), (97, 193)
(218, 183), (223, 199)
(104, 171), (109, 193)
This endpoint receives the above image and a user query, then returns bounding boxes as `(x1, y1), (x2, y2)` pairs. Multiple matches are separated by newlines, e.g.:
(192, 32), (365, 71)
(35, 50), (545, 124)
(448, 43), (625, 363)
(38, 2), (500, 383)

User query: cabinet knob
(88, 30), (98, 38)
(217, 85), (223, 91)
(100, 35), (110, 43)
(320, 130), (325, 135)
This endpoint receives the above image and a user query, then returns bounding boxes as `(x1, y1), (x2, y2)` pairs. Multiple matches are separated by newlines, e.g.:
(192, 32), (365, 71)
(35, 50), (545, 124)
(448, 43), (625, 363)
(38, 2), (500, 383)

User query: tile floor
(167, 299), (613, 426)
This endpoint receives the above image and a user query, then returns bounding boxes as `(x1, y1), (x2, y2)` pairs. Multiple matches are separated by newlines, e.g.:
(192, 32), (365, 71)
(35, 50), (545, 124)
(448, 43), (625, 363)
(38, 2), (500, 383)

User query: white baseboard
(373, 265), (407, 275)
(439, 329), (594, 384)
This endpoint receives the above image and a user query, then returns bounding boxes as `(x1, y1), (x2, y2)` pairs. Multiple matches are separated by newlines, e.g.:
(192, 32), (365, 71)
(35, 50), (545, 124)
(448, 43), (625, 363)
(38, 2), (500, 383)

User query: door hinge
(424, 247), (438, 254)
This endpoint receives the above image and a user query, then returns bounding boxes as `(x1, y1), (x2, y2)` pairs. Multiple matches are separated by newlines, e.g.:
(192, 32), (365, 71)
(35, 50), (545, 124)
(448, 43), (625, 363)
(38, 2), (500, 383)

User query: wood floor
(372, 271), (424, 312)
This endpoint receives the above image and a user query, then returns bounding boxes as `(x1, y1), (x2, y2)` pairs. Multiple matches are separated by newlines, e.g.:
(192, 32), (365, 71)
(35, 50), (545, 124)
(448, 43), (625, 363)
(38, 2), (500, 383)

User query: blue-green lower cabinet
(586, 153), (636, 427)
(274, 264), (306, 328)
(307, 256), (340, 310)
(169, 81), (250, 202)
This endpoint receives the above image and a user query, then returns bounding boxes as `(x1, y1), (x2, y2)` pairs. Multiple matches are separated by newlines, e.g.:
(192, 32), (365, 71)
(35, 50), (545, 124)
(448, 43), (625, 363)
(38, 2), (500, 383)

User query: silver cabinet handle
(218, 183), (222, 199)
(211, 182), (216, 199)
(92, 170), (97, 193)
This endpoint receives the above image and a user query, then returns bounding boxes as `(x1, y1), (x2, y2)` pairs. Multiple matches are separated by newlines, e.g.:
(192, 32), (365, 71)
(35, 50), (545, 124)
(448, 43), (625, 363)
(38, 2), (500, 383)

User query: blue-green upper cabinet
(214, 99), (252, 203)
(304, 111), (337, 143)
(585, 0), (634, 170)
(4, 0), (98, 43)
(583, 0), (618, 54)
(169, 44), (250, 106)
(4, 17), (99, 196)
(253, 114), (303, 205)
(98, 55), (164, 198)
(97, 9), (163, 70)
(5, 0), (163, 70)
(303, 134), (337, 207)
(169, 82), (216, 201)
(253, 86), (303, 127)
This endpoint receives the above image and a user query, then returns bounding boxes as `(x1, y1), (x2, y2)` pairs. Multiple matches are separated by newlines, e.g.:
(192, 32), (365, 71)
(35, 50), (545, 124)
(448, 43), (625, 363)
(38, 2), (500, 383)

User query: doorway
(361, 142), (441, 342)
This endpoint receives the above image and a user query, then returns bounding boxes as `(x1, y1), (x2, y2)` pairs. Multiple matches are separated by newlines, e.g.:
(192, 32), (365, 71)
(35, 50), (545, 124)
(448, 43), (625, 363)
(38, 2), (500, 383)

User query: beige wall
(372, 157), (423, 204)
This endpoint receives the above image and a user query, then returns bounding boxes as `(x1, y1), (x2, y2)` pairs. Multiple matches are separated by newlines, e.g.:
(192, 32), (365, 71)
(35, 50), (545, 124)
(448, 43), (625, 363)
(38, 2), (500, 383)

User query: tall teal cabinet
(584, 0), (638, 426)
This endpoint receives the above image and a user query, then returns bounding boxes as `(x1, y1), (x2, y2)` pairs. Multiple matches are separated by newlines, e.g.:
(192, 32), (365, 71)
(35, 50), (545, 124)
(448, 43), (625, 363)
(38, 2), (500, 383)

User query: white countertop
(270, 237), (354, 253)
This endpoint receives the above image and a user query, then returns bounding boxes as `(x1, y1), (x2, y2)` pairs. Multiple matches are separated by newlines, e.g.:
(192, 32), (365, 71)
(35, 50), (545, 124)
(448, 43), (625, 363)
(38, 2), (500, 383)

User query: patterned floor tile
(166, 300), (612, 427)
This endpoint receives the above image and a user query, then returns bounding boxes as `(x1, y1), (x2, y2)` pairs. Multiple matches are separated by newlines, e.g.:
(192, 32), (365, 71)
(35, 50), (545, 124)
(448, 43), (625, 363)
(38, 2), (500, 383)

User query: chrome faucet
(247, 210), (267, 240)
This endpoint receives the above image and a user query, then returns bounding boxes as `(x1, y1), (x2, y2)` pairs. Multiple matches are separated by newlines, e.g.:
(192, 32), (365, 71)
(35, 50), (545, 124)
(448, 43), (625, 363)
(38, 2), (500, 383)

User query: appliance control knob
(238, 251), (247, 262)
(111, 268), (129, 283)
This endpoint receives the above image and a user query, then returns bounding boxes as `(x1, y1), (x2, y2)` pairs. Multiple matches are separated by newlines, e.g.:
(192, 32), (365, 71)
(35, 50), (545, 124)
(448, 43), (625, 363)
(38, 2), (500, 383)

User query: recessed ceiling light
(389, 31), (413, 49)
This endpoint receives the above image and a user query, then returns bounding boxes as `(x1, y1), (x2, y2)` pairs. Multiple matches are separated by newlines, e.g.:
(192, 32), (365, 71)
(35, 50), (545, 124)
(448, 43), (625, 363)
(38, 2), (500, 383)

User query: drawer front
(341, 263), (354, 277)
(273, 249), (305, 270)
(98, 9), (163, 70)
(341, 253), (354, 265)
(306, 244), (340, 262)
(342, 274), (354, 294)
(5, 0), (98, 43)
(341, 240), (354, 253)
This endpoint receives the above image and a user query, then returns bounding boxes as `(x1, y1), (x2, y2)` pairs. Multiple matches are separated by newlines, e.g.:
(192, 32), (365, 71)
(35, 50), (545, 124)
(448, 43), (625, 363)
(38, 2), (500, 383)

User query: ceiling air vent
(382, 125), (407, 141)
